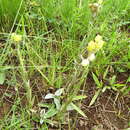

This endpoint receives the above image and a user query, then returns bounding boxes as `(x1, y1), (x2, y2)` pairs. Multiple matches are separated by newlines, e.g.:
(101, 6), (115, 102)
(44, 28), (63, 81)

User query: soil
(74, 74), (130, 130)
(75, 90), (130, 130)
(0, 73), (130, 130)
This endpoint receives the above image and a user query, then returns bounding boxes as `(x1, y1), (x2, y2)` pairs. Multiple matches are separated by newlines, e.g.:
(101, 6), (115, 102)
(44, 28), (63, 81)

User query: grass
(0, 0), (130, 129)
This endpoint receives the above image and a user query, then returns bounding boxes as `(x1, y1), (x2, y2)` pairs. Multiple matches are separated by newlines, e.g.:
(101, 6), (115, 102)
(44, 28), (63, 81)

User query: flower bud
(81, 59), (90, 66)
(88, 53), (96, 61)
(95, 35), (102, 43)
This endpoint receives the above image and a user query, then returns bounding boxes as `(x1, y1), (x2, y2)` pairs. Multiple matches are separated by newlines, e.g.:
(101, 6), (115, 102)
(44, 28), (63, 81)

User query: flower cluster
(11, 33), (22, 43)
(87, 35), (104, 54)
(81, 35), (105, 66)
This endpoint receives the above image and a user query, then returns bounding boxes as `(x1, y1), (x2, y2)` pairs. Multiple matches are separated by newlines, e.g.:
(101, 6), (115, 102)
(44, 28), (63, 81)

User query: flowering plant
(81, 35), (105, 66)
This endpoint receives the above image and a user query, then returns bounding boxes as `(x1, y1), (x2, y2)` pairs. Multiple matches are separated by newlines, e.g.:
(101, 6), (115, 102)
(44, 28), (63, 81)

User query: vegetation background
(0, 0), (129, 129)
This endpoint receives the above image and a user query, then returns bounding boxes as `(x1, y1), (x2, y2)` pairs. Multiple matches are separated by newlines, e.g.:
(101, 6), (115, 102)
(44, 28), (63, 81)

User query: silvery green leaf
(55, 88), (64, 96)
(38, 103), (53, 108)
(72, 95), (87, 101)
(67, 103), (74, 111)
(70, 103), (87, 117)
(89, 89), (101, 107)
(92, 72), (102, 88)
(54, 98), (61, 110)
(44, 93), (54, 99)
(43, 106), (58, 119)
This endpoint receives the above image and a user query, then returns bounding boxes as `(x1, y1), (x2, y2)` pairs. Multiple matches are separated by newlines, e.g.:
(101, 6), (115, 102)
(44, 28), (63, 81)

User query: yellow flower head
(11, 33), (22, 43)
(95, 35), (104, 50)
(87, 40), (97, 53)
(95, 35), (102, 43)
(87, 35), (105, 53)
(96, 39), (104, 50)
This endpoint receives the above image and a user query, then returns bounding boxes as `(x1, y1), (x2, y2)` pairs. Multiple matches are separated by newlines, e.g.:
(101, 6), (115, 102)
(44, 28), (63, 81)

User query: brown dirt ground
(75, 90), (130, 130)
(0, 73), (130, 130)
(74, 74), (130, 130)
